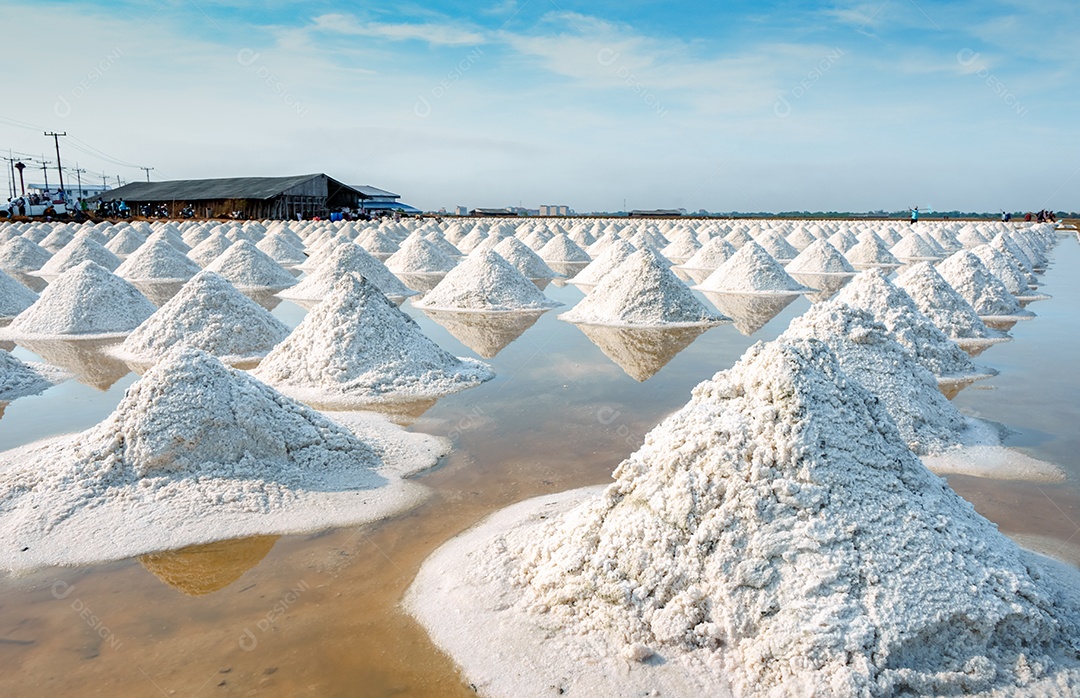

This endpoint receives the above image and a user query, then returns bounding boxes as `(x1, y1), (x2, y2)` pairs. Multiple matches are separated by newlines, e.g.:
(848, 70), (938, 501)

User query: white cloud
(310, 14), (485, 47)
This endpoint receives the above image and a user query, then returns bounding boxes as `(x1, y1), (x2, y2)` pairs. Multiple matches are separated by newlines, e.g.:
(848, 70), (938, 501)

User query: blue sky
(3, 0), (1077, 212)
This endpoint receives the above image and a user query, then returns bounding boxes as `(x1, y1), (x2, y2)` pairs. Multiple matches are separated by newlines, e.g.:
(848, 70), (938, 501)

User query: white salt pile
(937, 250), (1034, 320)
(559, 249), (729, 328)
(833, 269), (987, 383)
(0, 269), (38, 318)
(678, 237), (736, 271)
(0, 236), (52, 272)
(385, 235), (457, 274)
(784, 238), (855, 275)
(35, 232), (121, 277)
(569, 239), (637, 286)
(843, 233), (901, 269)
(0, 348), (67, 400)
(894, 262), (1008, 348)
(1, 261), (156, 340)
(254, 274), (494, 406)
(694, 242), (812, 294)
(256, 231), (308, 266)
(414, 250), (562, 312)
(104, 227), (147, 258)
(890, 232), (941, 261)
(780, 300), (970, 454)
(114, 234), (202, 283)
(115, 270), (290, 366)
(538, 233), (591, 264)
(187, 231), (233, 267)
(493, 237), (560, 279)
(408, 337), (1080, 698)
(973, 243), (1045, 300)
(754, 229), (799, 263)
(204, 239), (297, 290)
(279, 242), (416, 302)
(0, 346), (449, 571)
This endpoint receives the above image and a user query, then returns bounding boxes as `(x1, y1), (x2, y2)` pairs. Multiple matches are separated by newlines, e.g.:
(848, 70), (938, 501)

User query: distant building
(93, 174), (363, 219)
(352, 185), (421, 214)
(630, 209), (684, 218)
(539, 204), (570, 216)
(470, 207), (518, 217)
(454, 206), (469, 216)
(28, 182), (110, 200)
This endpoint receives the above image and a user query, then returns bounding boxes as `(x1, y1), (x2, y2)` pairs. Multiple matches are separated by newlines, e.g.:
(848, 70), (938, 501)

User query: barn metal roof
(93, 174), (359, 202)
(353, 185), (399, 199)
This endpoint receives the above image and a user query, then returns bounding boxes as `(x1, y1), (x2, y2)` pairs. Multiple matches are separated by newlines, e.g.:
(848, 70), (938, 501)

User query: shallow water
(0, 235), (1078, 696)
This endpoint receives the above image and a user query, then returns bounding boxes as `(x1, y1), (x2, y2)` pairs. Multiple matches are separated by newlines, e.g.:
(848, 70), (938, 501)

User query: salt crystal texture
(694, 242), (812, 294)
(781, 300), (969, 454)
(279, 242), (416, 302)
(255, 274), (494, 404)
(114, 235), (202, 282)
(493, 237), (560, 279)
(0, 346), (448, 571)
(204, 239), (297, 290)
(385, 235), (458, 274)
(116, 270), (290, 366)
(569, 239), (638, 286)
(0, 236), (52, 272)
(678, 237), (736, 271)
(414, 251), (562, 312)
(936, 250), (1033, 320)
(187, 231), (233, 267)
(559, 249), (729, 328)
(36, 232), (121, 276)
(408, 338), (1080, 698)
(0, 348), (66, 400)
(539, 233), (591, 263)
(893, 262), (1007, 345)
(0, 269), (38, 318)
(784, 239), (855, 275)
(3, 261), (156, 339)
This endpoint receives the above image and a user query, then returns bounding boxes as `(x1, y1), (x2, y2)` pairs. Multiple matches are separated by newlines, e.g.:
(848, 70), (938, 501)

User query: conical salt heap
(0, 348), (63, 399)
(0, 236), (52, 272)
(204, 240), (297, 290)
(785, 238), (855, 275)
(115, 234), (202, 283)
(279, 242), (415, 302)
(410, 338), (1080, 697)
(118, 271), (290, 366)
(678, 236), (736, 271)
(103, 227), (147, 258)
(187, 231), (233, 267)
(560, 249), (729, 327)
(4, 261), (156, 339)
(890, 233), (941, 261)
(780, 300), (967, 453)
(833, 269), (985, 382)
(569, 239), (637, 286)
(385, 235), (457, 274)
(538, 233), (591, 264)
(972, 244), (1038, 298)
(493, 237), (560, 279)
(36, 232), (121, 276)
(414, 250), (562, 312)
(843, 232), (901, 269)
(255, 231), (308, 266)
(694, 241), (812, 294)
(893, 262), (1007, 348)
(937, 250), (1033, 320)
(255, 274), (494, 404)
(754, 229), (799, 263)
(0, 269), (38, 318)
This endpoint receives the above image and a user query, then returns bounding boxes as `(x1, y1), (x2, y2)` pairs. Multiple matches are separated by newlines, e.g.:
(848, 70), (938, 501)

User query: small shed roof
(353, 185), (399, 199)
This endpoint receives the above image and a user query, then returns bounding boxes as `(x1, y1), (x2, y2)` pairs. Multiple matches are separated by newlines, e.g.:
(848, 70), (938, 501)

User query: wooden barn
(93, 174), (362, 219)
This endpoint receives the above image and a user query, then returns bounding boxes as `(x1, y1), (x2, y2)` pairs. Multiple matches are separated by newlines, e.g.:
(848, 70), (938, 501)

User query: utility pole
(2, 152), (16, 199)
(101, 171), (108, 189)
(44, 131), (67, 200)
(73, 163), (87, 199)
(39, 158), (53, 194)
(140, 166), (154, 182)
(116, 175), (122, 187)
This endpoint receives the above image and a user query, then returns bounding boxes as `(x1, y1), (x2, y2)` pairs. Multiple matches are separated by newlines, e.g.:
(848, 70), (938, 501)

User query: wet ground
(1, 233), (1078, 697)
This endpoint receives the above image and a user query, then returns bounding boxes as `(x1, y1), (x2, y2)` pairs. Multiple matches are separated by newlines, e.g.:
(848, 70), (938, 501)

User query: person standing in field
(910, 206), (918, 224)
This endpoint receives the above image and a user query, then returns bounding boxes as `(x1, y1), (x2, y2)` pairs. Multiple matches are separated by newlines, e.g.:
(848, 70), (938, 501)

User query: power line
(44, 131), (67, 197)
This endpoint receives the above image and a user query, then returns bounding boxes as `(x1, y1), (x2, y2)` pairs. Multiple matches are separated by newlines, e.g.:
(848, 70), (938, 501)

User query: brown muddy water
(1, 234), (1079, 697)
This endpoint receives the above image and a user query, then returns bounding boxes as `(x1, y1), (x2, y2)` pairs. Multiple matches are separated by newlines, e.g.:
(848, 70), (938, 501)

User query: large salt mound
(893, 262), (1007, 347)
(694, 242), (811, 294)
(279, 242), (416, 302)
(204, 239), (297, 290)
(114, 234), (202, 283)
(385, 235), (457, 274)
(0, 236), (52, 272)
(784, 238), (855, 275)
(833, 269), (986, 382)
(754, 229), (799, 262)
(781, 301), (969, 453)
(2, 261), (156, 339)
(104, 227), (147, 257)
(559, 249), (728, 328)
(36, 232), (121, 276)
(116, 270), (290, 366)
(255, 232), (307, 266)
(0, 347), (448, 571)
(972, 243), (1038, 297)
(678, 236), (736, 271)
(843, 233), (901, 269)
(254, 274), (494, 404)
(0, 269), (38, 318)
(937, 250), (1033, 320)
(408, 338), (1080, 698)
(187, 231), (233, 267)
(414, 250), (562, 312)
(890, 232), (941, 261)
(0, 348), (66, 400)
(493, 237), (560, 279)
(569, 239), (637, 286)
(538, 233), (591, 263)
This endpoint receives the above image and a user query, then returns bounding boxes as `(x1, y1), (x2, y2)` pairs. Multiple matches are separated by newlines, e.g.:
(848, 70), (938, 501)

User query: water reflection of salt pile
(788, 272), (852, 302)
(16, 338), (130, 391)
(573, 323), (712, 381)
(421, 309), (548, 359)
(701, 292), (799, 336)
(139, 535), (280, 597)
